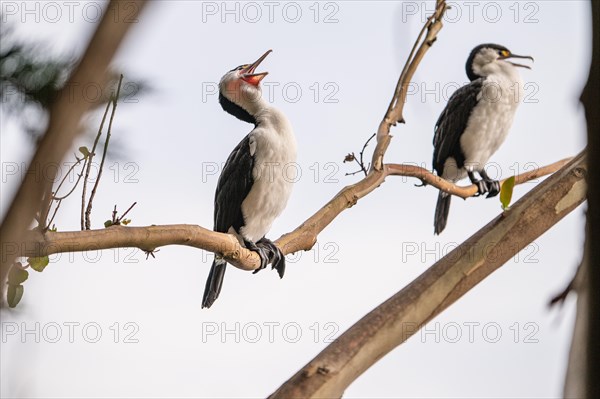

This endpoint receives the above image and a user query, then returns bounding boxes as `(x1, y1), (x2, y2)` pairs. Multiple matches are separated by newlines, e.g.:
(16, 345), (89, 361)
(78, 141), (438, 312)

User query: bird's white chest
(240, 127), (297, 242)
(460, 73), (523, 171)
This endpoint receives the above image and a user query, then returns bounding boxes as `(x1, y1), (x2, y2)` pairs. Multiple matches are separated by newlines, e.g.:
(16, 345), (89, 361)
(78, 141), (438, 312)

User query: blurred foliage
(0, 40), (69, 109)
(0, 22), (150, 141)
(0, 24), (71, 137)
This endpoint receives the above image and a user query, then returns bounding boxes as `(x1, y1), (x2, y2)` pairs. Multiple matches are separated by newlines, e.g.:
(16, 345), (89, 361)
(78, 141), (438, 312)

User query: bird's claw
(484, 179), (500, 198)
(244, 240), (269, 273)
(473, 179), (500, 198)
(474, 180), (487, 197)
(257, 238), (286, 278)
(270, 248), (286, 279)
(252, 246), (269, 273)
(246, 238), (286, 278)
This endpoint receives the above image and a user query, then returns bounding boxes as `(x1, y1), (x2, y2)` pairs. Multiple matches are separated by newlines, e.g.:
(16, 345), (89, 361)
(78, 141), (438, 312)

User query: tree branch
(386, 157), (573, 199)
(19, 224), (261, 271)
(12, 157), (570, 271)
(269, 150), (587, 399)
(373, 0), (447, 170)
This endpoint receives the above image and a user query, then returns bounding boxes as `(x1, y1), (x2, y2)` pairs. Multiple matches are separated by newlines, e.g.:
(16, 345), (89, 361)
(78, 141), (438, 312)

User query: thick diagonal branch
(269, 151), (587, 399)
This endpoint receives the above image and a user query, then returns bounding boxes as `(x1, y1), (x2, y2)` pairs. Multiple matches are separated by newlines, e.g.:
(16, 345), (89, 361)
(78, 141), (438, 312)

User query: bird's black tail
(434, 192), (452, 235)
(202, 259), (227, 309)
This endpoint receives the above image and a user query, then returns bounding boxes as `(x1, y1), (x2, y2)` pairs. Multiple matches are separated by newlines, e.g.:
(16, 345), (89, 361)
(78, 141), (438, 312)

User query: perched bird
(432, 43), (533, 234)
(202, 50), (297, 308)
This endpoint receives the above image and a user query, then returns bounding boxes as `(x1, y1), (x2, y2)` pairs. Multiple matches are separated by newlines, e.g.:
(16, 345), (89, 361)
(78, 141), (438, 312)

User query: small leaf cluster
(6, 256), (49, 308)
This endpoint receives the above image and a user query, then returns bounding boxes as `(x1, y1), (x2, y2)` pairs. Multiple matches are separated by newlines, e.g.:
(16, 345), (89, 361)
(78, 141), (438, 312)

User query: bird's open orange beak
(241, 49), (272, 86)
(501, 52), (534, 69)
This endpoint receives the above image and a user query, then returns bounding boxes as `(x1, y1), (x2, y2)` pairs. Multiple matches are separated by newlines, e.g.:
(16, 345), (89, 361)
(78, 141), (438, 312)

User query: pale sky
(0, 1), (591, 398)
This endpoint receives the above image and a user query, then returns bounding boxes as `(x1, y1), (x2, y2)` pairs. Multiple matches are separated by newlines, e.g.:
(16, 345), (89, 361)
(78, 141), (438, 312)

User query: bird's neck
(481, 62), (525, 104)
(254, 105), (294, 136)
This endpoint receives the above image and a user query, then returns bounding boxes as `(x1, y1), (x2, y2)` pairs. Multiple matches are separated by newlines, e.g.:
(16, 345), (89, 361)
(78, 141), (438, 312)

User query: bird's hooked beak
(500, 51), (534, 69)
(241, 49), (272, 86)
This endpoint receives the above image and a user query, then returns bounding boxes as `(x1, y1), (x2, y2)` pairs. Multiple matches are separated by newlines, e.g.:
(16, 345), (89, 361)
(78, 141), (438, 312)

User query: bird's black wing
(433, 78), (484, 175)
(214, 134), (254, 233)
(203, 134), (254, 309)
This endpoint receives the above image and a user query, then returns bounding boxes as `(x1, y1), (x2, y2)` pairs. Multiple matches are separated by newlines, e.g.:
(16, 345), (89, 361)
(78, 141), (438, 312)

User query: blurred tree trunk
(584, 1), (600, 397)
(565, 1), (599, 397)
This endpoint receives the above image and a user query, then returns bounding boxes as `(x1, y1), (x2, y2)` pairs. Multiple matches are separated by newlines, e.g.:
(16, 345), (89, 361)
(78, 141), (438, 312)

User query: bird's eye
(500, 50), (510, 57)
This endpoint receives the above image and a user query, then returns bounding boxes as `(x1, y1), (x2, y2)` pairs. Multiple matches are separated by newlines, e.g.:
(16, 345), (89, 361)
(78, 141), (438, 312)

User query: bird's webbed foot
(257, 237), (285, 279)
(244, 239), (270, 273)
(479, 170), (500, 198)
(483, 179), (500, 198)
(468, 171), (500, 198)
(468, 171), (486, 197)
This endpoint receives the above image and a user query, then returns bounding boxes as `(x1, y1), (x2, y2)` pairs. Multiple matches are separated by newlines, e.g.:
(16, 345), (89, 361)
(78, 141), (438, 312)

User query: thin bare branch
(82, 99), (112, 230)
(85, 74), (124, 230)
(385, 157), (573, 199)
(45, 200), (62, 232)
(43, 156), (89, 231)
(52, 157), (88, 201)
(344, 133), (376, 176)
(116, 201), (137, 224)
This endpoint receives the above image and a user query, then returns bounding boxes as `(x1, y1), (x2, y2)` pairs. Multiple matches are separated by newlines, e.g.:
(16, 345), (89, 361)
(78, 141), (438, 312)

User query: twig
(115, 201), (137, 224)
(81, 99), (113, 230)
(144, 249), (160, 259)
(111, 205), (118, 224)
(344, 133), (376, 176)
(85, 74), (124, 230)
(107, 201), (136, 225)
(53, 157), (88, 201)
(40, 155), (86, 228)
(343, 156), (363, 177)
(45, 199), (63, 231)
(42, 156), (89, 231)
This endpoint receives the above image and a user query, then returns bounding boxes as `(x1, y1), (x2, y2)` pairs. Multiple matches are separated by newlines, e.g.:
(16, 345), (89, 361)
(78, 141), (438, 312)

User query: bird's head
(219, 49), (272, 124)
(466, 44), (534, 81)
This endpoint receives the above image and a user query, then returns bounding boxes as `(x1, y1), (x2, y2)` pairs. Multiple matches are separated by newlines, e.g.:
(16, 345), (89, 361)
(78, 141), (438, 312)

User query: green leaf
(104, 220), (113, 228)
(7, 285), (24, 308)
(79, 146), (90, 158)
(121, 219), (131, 225)
(28, 256), (49, 272)
(8, 265), (28, 285)
(500, 176), (516, 210)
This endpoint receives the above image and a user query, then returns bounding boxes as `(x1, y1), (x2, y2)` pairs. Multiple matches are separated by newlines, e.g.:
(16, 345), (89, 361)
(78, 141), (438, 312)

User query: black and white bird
(433, 43), (533, 234)
(202, 50), (297, 309)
